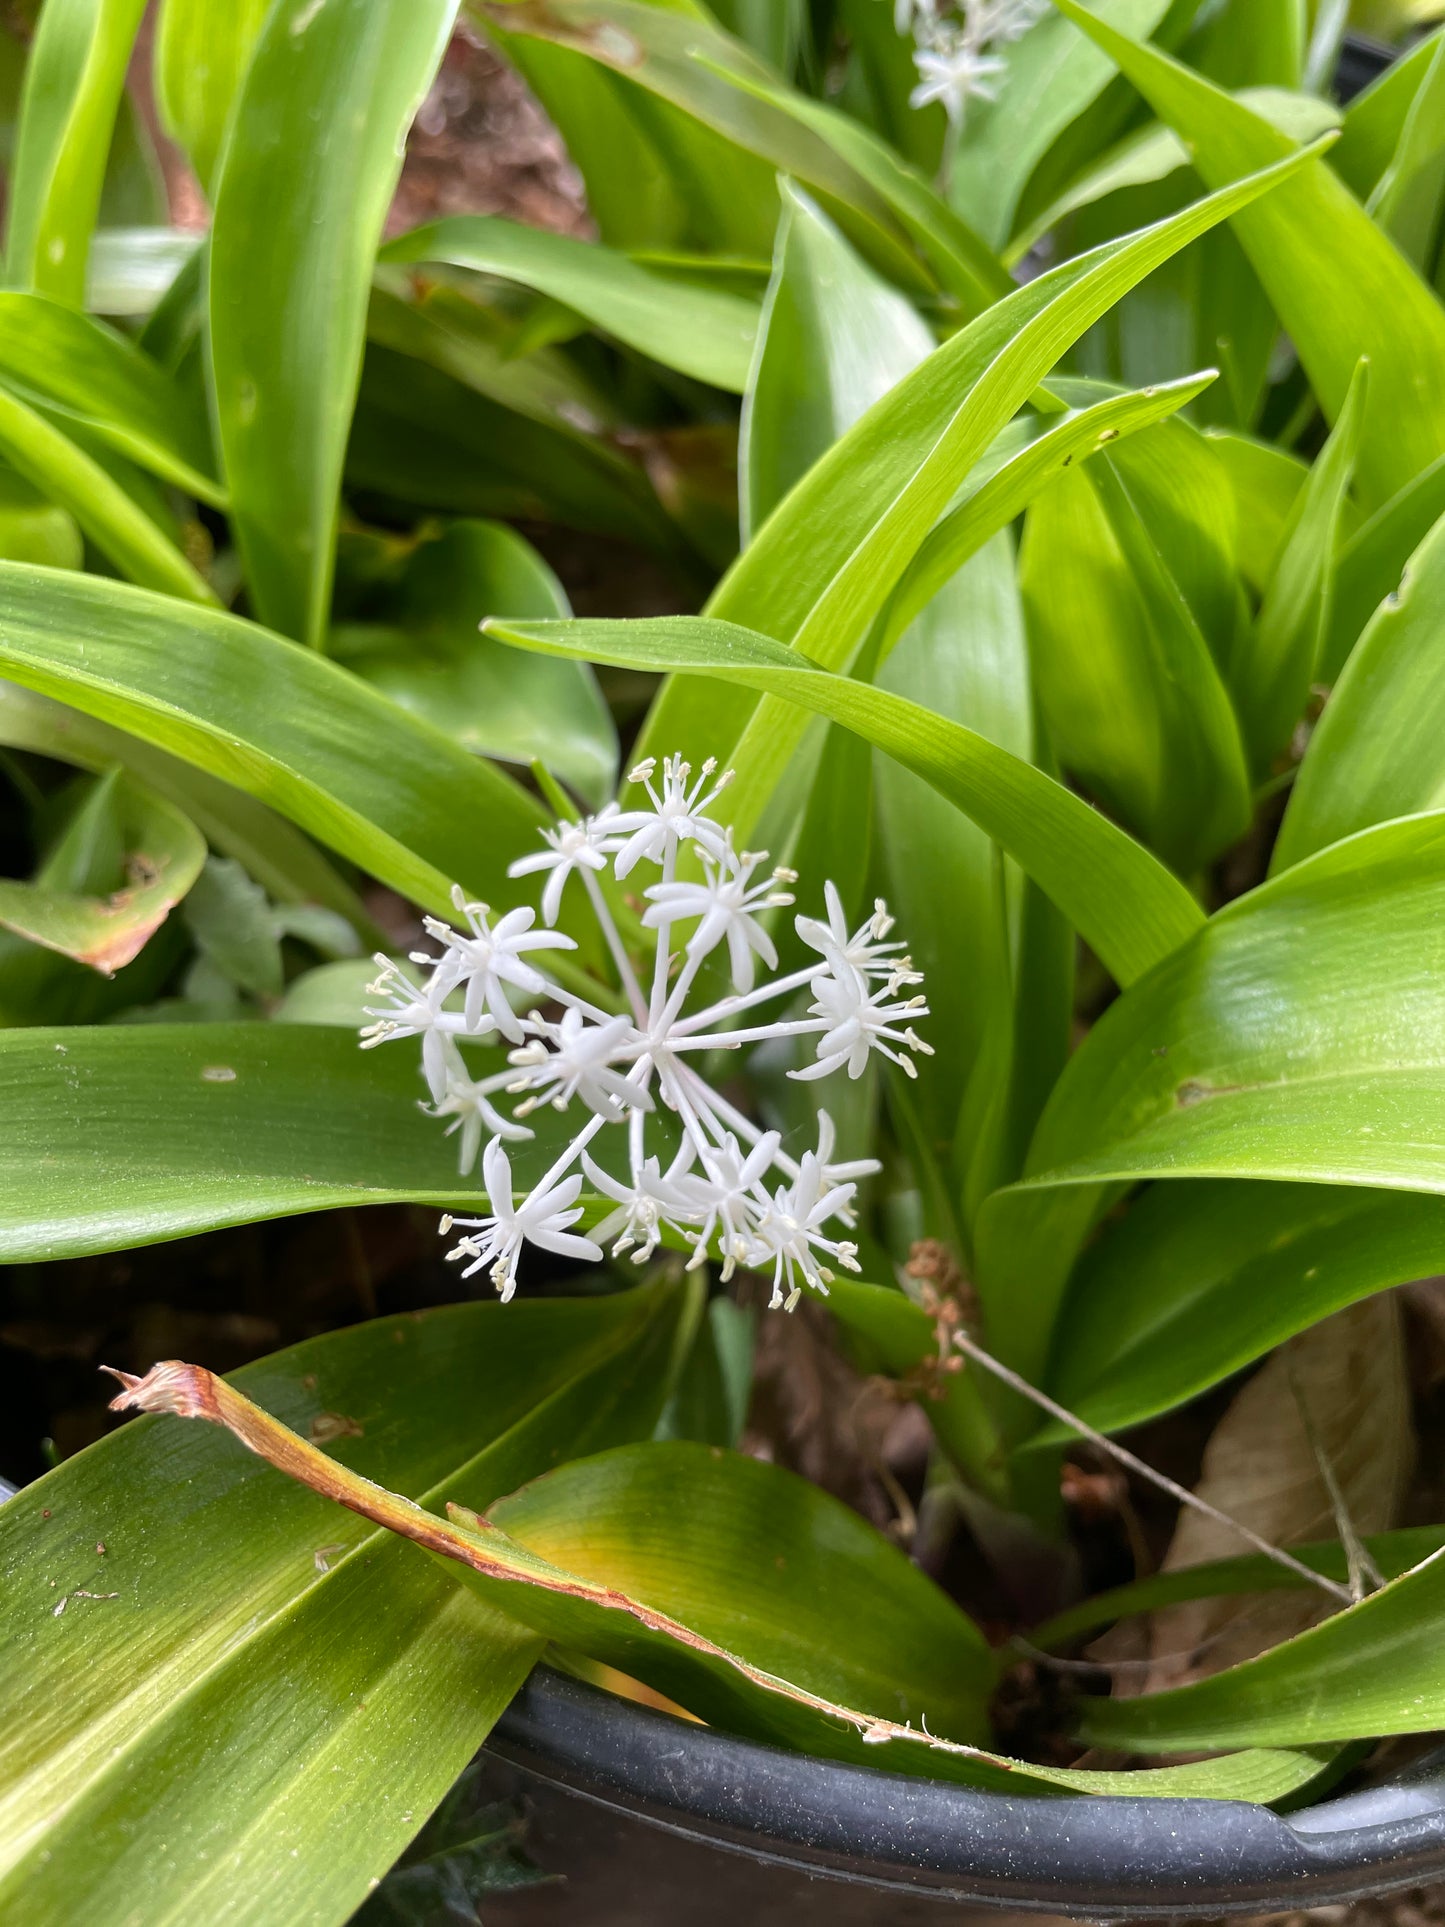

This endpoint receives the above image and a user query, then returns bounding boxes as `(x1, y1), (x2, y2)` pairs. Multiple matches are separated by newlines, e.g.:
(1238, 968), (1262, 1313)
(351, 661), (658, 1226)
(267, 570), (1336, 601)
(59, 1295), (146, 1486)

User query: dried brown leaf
(1144, 1297), (1414, 1689)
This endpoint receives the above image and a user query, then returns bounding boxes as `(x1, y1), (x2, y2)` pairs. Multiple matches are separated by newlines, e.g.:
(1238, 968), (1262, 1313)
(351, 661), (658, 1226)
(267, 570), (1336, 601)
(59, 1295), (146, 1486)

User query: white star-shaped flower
(792, 967), (934, 1082)
(507, 1008), (651, 1121)
(444, 1139), (602, 1301)
(426, 1049), (531, 1175)
(910, 39), (1006, 124)
(643, 850), (794, 994)
(508, 805), (622, 927)
(360, 953), (477, 1103)
(610, 755), (734, 877)
(795, 883), (921, 992)
(424, 890), (575, 1042)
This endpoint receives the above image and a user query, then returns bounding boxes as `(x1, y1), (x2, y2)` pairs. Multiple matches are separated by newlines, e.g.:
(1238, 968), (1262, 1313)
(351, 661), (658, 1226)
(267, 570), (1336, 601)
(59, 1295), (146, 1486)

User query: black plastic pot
(490, 1668), (1445, 1918)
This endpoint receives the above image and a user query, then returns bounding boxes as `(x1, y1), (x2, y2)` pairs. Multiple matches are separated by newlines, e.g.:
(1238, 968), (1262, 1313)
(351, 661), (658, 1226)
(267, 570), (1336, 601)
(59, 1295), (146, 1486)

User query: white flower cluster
(894, 0), (1050, 127)
(361, 755), (931, 1310)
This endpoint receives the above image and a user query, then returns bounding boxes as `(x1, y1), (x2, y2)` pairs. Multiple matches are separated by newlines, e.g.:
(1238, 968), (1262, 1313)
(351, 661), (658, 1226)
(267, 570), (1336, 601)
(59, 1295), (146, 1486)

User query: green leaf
(1032, 1524), (1445, 1653)
(1074, 1538), (1445, 1751)
(1042, 1179), (1445, 1443)
(331, 520), (617, 811)
(1018, 439), (1251, 872)
(0, 679), (380, 943)
(639, 144), (1320, 806)
(684, 57), (1012, 312)
(0, 1017), (642, 1259)
(0, 471), (82, 569)
(484, 15), (773, 259)
(0, 291), (221, 504)
(0, 767), (204, 975)
(487, 1441), (997, 1745)
(474, 0), (944, 296)
(1332, 25), (1443, 201)
(181, 855), (285, 1000)
(1204, 428), (1307, 595)
(365, 275), (624, 436)
(1365, 32), (1445, 269)
(153, 0), (269, 196)
(977, 809), (1445, 1384)
(5, 0), (148, 306)
(1230, 356), (1368, 773)
(882, 373), (1218, 655)
(0, 564), (553, 925)
(120, 1368), (1337, 1804)
(740, 180), (931, 543)
(381, 215), (760, 392)
(1276, 509), (1445, 869)
(876, 533), (1032, 1156)
(947, 0), (1175, 249)
(84, 224), (202, 318)
(209, 0), (454, 646)
(487, 611), (1205, 986)
(1007, 89), (1341, 265)
(0, 384), (216, 603)
(1054, 0), (1445, 512)
(1321, 453), (1445, 680)
(0, 1282), (691, 1923)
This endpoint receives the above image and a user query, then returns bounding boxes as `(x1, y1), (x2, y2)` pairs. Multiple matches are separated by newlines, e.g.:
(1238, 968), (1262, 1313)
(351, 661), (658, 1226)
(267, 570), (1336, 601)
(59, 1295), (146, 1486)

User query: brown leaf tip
(101, 1360), (222, 1423)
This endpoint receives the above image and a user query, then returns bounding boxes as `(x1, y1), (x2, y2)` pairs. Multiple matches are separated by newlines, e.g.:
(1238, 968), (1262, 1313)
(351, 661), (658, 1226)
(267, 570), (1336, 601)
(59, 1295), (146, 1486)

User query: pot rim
(489, 1667), (1445, 1918)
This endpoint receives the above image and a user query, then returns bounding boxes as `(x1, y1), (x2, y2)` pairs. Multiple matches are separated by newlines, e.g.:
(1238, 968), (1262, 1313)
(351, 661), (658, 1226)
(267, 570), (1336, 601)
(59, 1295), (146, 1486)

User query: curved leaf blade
(381, 214), (760, 392)
(0, 385), (216, 603)
(112, 1363), (1338, 1805)
(1232, 358), (1368, 772)
(0, 564), (550, 920)
(153, 0), (269, 195)
(1054, 0), (1445, 512)
(1277, 510), (1445, 869)
(1075, 1544), (1445, 1752)
(0, 769), (204, 973)
(882, 372), (1217, 655)
(639, 139), (1322, 809)
(5, 0), (148, 305)
(0, 292), (220, 502)
(0, 1283), (688, 1924)
(487, 611), (1205, 986)
(210, 0), (455, 646)
(1043, 1179), (1445, 1442)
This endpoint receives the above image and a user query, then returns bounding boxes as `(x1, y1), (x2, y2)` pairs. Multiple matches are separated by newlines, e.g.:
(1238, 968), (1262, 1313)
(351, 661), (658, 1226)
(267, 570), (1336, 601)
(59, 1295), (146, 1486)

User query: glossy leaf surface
(1043, 1179), (1445, 1442)
(1076, 1544), (1445, 1751)
(0, 387), (215, 604)
(331, 520), (617, 810)
(979, 811), (1445, 1381)
(118, 1366), (1337, 1805)
(0, 292), (220, 502)
(487, 612), (1205, 987)
(5, 0), (148, 305)
(640, 146), (1316, 797)
(1056, 0), (1445, 512)
(948, 0), (1174, 248)
(153, 0), (269, 194)
(0, 1283), (689, 1924)
(1277, 511), (1445, 868)
(0, 565), (550, 920)
(1232, 357), (1367, 772)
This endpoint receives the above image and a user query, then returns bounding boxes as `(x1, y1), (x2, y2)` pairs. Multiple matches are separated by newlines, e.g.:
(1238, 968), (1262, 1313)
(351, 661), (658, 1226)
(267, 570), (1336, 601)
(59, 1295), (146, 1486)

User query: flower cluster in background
(894, 0), (1051, 126)
(361, 756), (930, 1310)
